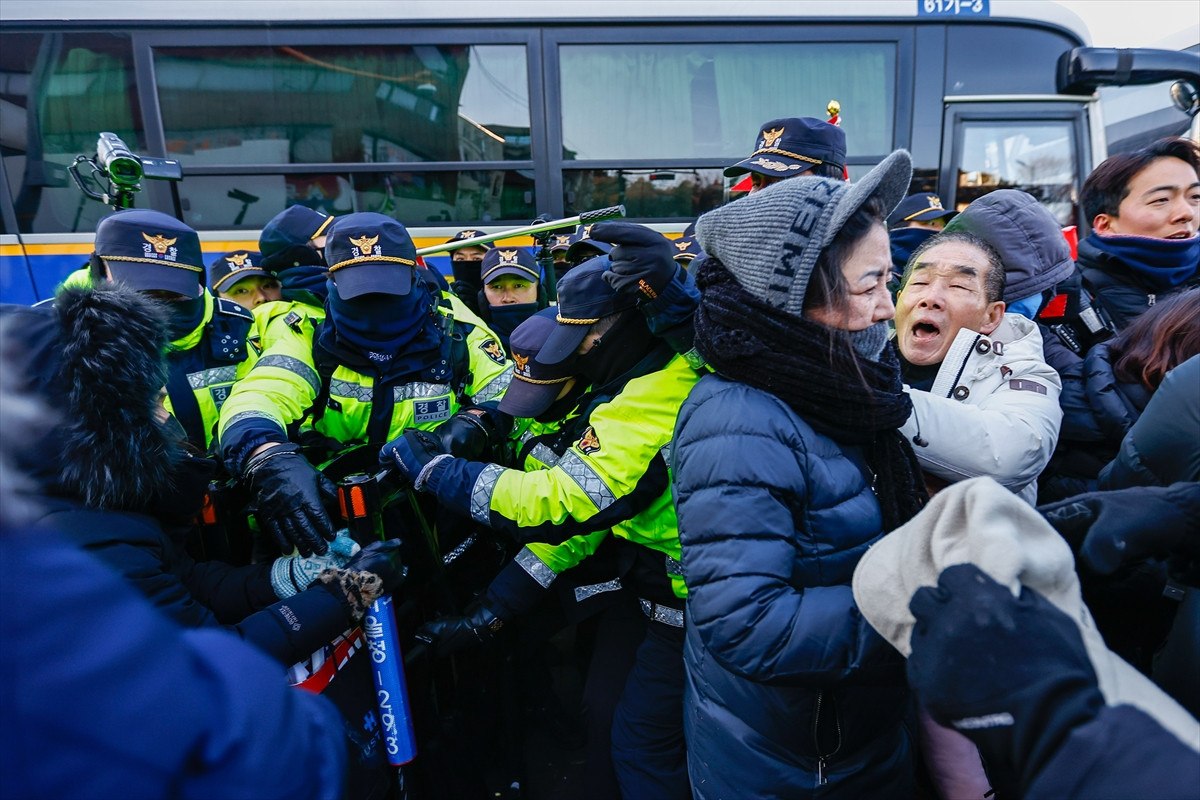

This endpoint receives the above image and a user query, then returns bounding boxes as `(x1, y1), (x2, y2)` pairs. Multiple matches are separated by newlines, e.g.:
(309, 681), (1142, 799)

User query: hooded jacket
(899, 313), (1063, 505)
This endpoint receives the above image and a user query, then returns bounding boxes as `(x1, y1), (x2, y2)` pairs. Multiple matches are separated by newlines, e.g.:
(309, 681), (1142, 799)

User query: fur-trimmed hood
(0, 283), (179, 510)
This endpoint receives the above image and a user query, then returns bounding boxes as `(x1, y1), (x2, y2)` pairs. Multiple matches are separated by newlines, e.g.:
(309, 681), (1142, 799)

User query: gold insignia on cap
(928, 196), (944, 210)
(513, 353), (529, 374)
(499, 249), (518, 263)
(460, 230), (479, 239)
(349, 234), (379, 251)
(142, 232), (177, 255)
(555, 235), (571, 246)
(674, 241), (691, 252)
(582, 225), (593, 238)
(761, 127), (785, 149)
(227, 252), (250, 267)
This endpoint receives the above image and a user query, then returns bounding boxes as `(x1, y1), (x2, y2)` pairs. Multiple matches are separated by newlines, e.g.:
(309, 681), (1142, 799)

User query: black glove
(1040, 483), (1200, 584)
(435, 408), (508, 460)
(414, 602), (505, 657)
(244, 443), (337, 557)
(591, 221), (678, 302)
(908, 564), (1104, 796)
(318, 539), (407, 620)
(379, 429), (449, 489)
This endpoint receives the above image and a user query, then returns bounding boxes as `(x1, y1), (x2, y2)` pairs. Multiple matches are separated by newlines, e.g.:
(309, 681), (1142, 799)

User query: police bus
(2, 0), (1197, 303)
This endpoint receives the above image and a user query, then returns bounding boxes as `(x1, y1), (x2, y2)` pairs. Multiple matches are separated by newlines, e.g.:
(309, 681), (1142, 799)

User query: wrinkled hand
(379, 429), (449, 490)
(591, 221), (678, 302)
(245, 443), (337, 557)
(414, 603), (505, 657)
(908, 564), (1103, 795)
(1040, 483), (1200, 583)
(270, 531), (360, 599)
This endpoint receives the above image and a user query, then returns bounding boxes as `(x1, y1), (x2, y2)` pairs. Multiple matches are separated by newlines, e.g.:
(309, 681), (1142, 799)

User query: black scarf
(694, 256), (927, 530)
(165, 293), (207, 342)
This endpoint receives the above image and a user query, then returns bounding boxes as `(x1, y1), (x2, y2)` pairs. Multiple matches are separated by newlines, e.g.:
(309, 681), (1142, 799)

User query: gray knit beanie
(942, 189), (1074, 302)
(696, 149), (913, 318)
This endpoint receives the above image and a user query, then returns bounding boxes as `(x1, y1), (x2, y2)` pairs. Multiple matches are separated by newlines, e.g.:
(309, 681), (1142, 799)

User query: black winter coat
(1077, 238), (1200, 333)
(1039, 342), (1150, 503)
(39, 499), (356, 665)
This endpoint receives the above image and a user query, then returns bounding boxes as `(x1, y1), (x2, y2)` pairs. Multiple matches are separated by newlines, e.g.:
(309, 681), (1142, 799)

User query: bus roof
(0, 0), (1091, 44)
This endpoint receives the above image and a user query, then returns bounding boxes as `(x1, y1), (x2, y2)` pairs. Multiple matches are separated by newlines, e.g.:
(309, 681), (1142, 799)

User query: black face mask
(165, 293), (207, 342)
(575, 310), (655, 389)
(535, 379), (588, 424)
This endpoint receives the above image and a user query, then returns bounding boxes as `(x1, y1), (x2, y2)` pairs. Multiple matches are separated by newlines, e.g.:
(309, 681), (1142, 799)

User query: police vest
(219, 293), (512, 453)
(163, 293), (255, 452)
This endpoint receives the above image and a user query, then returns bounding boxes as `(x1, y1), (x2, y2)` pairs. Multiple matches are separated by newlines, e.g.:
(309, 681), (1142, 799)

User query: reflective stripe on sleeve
(470, 463), (505, 524)
(574, 579), (622, 604)
(393, 382), (453, 402)
(222, 409), (283, 431)
(557, 450), (616, 511)
(254, 354), (320, 394)
(515, 547), (557, 588)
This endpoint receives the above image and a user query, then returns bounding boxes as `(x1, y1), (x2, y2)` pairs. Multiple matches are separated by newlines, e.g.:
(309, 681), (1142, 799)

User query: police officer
(382, 223), (704, 799)
(258, 205), (334, 306)
(90, 209), (257, 454)
(725, 116), (847, 192)
(887, 191), (957, 282)
(445, 228), (492, 315)
(475, 246), (548, 353)
(207, 250), (282, 311)
(218, 212), (513, 557)
(562, 224), (614, 273)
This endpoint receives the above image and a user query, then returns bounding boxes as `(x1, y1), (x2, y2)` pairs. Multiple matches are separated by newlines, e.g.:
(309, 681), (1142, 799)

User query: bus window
(564, 168), (725, 220)
(0, 32), (142, 234)
(558, 42), (896, 161)
(954, 120), (1078, 225)
(154, 44), (531, 165)
(351, 169), (535, 224)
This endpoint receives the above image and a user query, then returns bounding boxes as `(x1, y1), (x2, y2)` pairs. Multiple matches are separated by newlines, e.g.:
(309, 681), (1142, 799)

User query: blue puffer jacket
(673, 374), (912, 799)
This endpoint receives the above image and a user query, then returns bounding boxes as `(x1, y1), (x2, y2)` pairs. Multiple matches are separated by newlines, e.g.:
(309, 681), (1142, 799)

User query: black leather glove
(591, 220), (678, 302)
(378, 429), (449, 490)
(414, 602), (505, 657)
(908, 564), (1104, 797)
(244, 443), (337, 557)
(1040, 482), (1200, 584)
(435, 408), (509, 461)
(343, 539), (407, 595)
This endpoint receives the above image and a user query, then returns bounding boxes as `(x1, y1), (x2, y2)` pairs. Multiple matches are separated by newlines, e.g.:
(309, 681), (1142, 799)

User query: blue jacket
(672, 375), (911, 799)
(0, 526), (347, 800)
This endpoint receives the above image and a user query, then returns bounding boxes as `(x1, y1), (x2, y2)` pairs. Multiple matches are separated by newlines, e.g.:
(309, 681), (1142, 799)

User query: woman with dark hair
(1042, 288), (1200, 503)
(672, 151), (926, 798)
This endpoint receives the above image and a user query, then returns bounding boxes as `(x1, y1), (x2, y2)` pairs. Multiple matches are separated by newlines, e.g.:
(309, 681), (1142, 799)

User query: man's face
(483, 275), (537, 306)
(1093, 156), (1200, 240)
(895, 241), (1005, 367)
(451, 246), (488, 266)
(748, 172), (784, 194)
(220, 274), (283, 310)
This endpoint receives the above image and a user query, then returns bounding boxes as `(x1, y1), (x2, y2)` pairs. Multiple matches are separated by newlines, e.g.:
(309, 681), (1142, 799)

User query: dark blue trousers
(610, 619), (689, 800)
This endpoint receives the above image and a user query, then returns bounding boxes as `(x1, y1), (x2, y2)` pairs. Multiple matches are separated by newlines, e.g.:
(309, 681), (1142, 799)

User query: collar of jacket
(926, 313), (1041, 398)
(168, 290), (214, 352)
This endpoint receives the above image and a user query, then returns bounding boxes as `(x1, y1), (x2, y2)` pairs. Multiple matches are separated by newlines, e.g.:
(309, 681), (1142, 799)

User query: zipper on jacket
(813, 690), (843, 786)
(1148, 293), (1156, 307)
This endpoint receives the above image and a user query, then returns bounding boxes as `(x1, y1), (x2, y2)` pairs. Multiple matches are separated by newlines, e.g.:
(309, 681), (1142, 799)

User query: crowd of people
(1, 112), (1198, 800)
